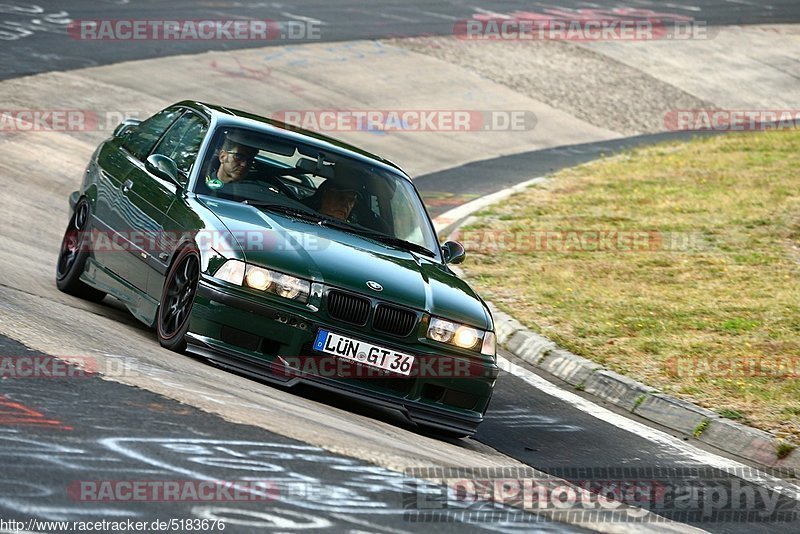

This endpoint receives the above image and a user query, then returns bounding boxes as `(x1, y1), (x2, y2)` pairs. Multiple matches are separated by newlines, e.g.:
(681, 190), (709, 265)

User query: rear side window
(122, 108), (182, 160)
(153, 112), (209, 177)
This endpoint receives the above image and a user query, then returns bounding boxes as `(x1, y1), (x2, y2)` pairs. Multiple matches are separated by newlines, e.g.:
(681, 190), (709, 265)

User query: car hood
(203, 200), (491, 329)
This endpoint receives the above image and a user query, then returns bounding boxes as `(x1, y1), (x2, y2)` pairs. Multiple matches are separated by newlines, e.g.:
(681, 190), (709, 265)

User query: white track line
(498, 355), (800, 500)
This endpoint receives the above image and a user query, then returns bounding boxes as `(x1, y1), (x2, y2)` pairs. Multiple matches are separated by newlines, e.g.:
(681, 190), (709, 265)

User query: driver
(204, 133), (259, 190)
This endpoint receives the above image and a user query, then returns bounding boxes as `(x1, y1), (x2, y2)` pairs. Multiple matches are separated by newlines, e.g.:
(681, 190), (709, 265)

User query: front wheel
(157, 247), (200, 352)
(55, 198), (106, 302)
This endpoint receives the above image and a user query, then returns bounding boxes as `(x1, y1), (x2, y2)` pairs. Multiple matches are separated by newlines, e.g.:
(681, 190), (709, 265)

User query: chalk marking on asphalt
(279, 12), (326, 25)
(100, 438), (422, 516)
(497, 355), (800, 501)
(471, 8), (513, 19)
(723, 0), (760, 7)
(417, 10), (460, 21)
(663, 3), (702, 11)
(377, 12), (419, 23)
(328, 513), (413, 534)
(0, 499), (137, 521)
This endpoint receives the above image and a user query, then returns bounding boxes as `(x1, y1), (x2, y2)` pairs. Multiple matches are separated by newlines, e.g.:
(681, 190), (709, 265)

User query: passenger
(312, 180), (361, 221)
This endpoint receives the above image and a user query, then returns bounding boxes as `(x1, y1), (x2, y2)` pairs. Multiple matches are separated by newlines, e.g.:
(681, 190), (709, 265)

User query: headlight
(427, 317), (495, 357)
(213, 260), (310, 303)
(454, 326), (480, 349)
(245, 266), (273, 291)
(275, 273), (305, 300)
(427, 317), (458, 343)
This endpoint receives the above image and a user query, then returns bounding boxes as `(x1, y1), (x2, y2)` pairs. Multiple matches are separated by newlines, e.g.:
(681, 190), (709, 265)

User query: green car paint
(58, 101), (498, 437)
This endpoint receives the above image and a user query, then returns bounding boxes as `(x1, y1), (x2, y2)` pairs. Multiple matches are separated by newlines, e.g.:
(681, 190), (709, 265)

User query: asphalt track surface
(3, 333), (798, 532)
(2, 0), (800, 80)
(0, 336), (591, 533)
(3, 1), (800, 533)
(415, 130), (723, 218)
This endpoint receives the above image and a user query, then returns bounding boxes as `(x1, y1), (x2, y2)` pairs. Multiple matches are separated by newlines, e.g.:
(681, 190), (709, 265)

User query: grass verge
(456, 129), (800, 441)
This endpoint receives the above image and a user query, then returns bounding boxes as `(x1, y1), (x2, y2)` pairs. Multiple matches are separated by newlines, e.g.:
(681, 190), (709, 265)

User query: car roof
(176, 100), (411, 182)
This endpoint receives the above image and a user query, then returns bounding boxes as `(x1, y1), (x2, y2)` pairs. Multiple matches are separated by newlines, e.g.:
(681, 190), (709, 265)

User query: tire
(55, 198), (106, 302)
(157, 246), (200, 352)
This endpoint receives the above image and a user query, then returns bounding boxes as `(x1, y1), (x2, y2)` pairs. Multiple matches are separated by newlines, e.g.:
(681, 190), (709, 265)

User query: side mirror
(441, 240), (466, 264)
(146, 154), (180, 185)
(112, 119), (141, 138)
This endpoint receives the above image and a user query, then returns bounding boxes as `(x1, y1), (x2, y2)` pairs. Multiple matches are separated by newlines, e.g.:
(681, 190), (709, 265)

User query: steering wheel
(238, 175), (300, 201)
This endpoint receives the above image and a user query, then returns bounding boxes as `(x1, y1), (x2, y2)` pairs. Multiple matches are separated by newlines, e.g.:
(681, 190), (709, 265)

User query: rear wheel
(55, 198), (106, 302)
(157, 247), (200, 352)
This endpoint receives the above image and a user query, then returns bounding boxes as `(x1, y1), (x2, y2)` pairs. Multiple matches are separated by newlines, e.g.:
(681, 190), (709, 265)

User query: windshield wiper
(341, 227), (437, 258)
(243, 201), (325, 223)
(244, 201), (436, 258)
(298, 217), (436, 258)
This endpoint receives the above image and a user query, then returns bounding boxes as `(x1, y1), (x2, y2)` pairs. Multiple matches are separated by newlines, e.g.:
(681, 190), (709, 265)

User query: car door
(95, 107), (182, 290)
(91, 141), (133, 265)
(133, 110), (209, 301)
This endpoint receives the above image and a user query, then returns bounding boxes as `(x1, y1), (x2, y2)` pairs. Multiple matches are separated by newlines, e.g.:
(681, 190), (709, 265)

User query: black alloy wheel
(157, 247), (200, 352)
(55, 198), (106, 302)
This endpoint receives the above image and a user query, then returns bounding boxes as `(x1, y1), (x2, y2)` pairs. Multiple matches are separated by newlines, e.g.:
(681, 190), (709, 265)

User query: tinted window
(122, 108), (181, 160)
(195, 127), (439, 256)
(153, 112), (208, 177)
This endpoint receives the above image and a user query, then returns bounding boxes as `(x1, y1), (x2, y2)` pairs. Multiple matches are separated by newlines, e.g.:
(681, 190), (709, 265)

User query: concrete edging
(433, 182), (800, 471)
(486, 304), (800, 470)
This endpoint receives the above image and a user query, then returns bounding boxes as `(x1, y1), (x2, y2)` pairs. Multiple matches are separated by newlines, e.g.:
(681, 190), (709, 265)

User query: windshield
(195, 127), (439, 256)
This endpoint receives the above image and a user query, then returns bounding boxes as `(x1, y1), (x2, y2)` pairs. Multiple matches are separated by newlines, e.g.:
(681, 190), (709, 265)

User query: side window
(152, 112), (209, 176)
(122, 108), (182, 160)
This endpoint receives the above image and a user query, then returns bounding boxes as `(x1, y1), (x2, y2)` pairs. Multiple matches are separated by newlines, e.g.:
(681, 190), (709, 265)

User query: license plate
(313, 329), (415, 376)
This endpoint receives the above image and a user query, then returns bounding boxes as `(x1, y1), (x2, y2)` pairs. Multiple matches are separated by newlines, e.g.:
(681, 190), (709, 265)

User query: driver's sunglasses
(226, 151), (255, 164)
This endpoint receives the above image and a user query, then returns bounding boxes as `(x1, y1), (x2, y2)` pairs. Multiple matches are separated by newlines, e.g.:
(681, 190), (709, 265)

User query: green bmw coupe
(56, 101), (498, 436)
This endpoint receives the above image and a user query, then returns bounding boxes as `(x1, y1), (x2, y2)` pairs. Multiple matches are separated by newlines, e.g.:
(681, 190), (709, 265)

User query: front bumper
(189, 279), (499, 436)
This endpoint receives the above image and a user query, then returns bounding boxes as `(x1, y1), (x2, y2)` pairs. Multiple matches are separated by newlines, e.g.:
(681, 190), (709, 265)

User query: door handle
(122, 179), (133, 193)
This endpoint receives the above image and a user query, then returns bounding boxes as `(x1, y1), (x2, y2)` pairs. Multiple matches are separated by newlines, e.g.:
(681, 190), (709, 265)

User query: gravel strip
(391, 36), (716, 136)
